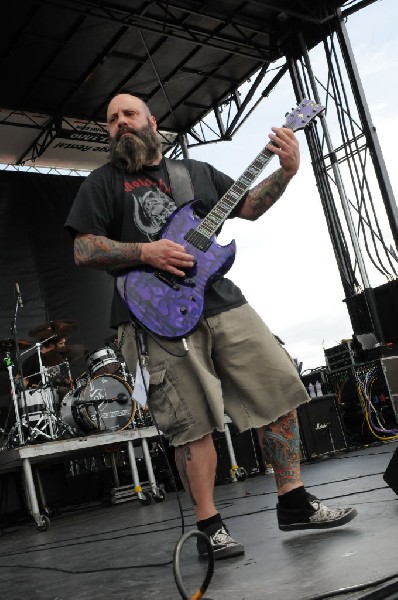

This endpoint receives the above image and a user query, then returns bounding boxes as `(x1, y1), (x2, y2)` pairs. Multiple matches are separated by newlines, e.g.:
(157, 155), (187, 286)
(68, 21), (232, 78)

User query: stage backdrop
(0, 170), (115, 405)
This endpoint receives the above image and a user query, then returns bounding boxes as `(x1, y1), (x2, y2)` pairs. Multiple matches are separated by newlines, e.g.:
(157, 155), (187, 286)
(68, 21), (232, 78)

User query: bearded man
(65, 93), (357, 561)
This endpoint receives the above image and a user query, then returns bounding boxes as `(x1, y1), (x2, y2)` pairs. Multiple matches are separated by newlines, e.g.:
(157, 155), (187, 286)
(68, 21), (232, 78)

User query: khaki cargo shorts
(119, 303), (309, 447)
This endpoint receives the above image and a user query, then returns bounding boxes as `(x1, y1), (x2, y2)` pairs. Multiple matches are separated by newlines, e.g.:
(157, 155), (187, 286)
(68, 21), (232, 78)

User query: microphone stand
(3, 351), (24, 445)
(10, 287), (30, 443)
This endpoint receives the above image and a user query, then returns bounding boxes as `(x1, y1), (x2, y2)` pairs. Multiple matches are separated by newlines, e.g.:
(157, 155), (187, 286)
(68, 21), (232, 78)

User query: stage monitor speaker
(298, 394), (347, 458)
(380, 356), (398, 424)
(383, 446), (398, 496)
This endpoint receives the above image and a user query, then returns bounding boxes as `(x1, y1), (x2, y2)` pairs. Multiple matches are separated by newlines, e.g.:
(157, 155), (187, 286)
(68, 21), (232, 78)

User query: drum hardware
(3, 336), (79, 447)
(133, 403), (154, 429)
(74, 371), (89, 390)
(1, 350), (25, 446)
(117, 361), (135, 385)
(44, 360), (74, 390)
(74, 396), (125, 430)
(18, 384), (60, 441)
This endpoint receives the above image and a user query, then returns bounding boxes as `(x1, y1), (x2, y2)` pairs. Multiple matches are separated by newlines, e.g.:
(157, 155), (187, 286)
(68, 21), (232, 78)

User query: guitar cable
(132, 323), (216, 599)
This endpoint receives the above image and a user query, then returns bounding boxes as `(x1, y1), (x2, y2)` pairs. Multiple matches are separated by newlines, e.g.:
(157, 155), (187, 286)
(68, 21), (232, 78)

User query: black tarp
(0, 170), (115, 411)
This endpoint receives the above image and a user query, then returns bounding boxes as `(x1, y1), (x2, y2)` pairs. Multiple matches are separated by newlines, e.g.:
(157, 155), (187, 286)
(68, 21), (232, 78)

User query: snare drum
(60, 374), (134, 434)
(87, 347), (120, 376)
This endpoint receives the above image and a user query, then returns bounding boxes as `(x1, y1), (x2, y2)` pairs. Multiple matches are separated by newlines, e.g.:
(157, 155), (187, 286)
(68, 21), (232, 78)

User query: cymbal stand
(36, 347), (56, 440)
(64, 358), (73, 391)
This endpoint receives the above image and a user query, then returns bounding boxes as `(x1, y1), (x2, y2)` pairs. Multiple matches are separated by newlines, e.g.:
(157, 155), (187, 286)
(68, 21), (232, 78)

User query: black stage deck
(0, 441), (397, 600)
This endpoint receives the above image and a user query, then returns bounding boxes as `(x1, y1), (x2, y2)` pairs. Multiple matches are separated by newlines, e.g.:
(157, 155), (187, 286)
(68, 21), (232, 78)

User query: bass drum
(60, 375), (135, 434)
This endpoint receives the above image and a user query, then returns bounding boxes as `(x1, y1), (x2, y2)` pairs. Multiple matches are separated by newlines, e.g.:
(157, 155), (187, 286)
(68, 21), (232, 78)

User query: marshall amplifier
(298, 394), (347, 458)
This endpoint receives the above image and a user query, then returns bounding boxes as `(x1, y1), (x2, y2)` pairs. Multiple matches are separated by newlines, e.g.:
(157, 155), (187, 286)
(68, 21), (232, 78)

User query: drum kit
(0, 319), (150, 450)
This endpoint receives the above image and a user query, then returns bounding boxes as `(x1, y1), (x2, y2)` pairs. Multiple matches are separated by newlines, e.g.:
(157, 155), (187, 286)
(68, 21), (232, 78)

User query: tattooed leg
(261, 409), (303, 495)
(174, 433), (218, 520)
(175, 445), (196, 505)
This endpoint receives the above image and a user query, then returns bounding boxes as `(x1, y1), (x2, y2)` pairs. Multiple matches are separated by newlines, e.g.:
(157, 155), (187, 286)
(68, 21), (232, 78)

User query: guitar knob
(172, 284), (181, 291)
(189, 296), (196, 302)
(186, 278), (195, 287)
(180, 307), (187, 314)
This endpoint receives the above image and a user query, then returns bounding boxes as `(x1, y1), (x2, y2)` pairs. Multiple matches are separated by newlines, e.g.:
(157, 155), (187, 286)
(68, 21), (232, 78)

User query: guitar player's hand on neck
(239, 127), (299, 221)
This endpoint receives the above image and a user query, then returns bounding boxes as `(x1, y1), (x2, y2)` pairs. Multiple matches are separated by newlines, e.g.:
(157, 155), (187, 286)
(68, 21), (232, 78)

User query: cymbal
(18, 339), (34, 348)
(43, 344), (86, 366)
(0, 338), (33, 351)
(28, 320), (77, 341)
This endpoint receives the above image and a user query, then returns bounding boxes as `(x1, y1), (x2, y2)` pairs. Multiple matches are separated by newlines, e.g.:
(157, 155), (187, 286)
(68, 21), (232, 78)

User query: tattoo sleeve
(74, 234), (142, 271)
(245, 167), (293, 220)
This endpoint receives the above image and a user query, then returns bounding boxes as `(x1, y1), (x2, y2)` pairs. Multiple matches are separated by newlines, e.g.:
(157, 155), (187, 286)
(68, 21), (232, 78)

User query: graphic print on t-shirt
(132, 188), (176, 239)
(124, 174), (177, 240)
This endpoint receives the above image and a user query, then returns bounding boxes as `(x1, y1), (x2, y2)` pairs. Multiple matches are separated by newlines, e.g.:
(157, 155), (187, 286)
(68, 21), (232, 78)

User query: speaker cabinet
(213, 426), (263, 483)
(345, 279), (398, 343)
(298, 394), (347, 458)
(381, 356), (398, 423)
(383, 446), (398, 496)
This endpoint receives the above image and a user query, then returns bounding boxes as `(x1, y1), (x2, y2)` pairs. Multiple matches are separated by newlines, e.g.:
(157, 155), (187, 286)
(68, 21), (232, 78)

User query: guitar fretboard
(196, 146), (275, 240)
(183, 98), (324, 247)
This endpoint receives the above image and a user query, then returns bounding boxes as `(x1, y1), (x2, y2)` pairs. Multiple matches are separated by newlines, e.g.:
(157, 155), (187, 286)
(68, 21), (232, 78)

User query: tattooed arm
(239, 126), (300, 221)
(74, 233), (195, 277)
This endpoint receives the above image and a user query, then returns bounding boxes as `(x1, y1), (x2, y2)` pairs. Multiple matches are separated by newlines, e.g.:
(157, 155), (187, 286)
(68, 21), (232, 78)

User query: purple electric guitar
(117, 99), (325, 338)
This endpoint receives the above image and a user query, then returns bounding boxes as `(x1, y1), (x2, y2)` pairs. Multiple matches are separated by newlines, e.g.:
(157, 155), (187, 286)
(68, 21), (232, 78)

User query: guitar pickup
(155, 271), (181, 291)
(184, 229), (211, 252)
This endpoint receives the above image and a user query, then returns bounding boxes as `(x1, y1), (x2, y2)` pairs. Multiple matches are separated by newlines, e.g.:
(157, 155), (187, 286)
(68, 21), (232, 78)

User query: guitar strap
(164, 158), (194, 206)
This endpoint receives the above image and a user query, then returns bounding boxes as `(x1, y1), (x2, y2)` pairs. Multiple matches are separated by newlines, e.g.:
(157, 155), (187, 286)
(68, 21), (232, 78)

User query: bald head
(106, 94), (155, 138)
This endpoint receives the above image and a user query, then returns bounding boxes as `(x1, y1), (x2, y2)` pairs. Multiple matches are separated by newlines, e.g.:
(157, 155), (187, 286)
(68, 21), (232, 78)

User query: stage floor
(0, 441), (397, 600)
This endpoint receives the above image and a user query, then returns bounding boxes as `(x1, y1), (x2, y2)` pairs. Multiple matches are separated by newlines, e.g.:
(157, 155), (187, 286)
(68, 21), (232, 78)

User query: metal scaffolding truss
(287, 10), (398, 342)
(2, 0), (395, 342)
(0, 0), (375, 171)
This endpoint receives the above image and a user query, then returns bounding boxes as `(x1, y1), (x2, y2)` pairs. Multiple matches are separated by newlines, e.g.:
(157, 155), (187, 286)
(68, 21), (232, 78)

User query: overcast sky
(188, 0), (398, 373)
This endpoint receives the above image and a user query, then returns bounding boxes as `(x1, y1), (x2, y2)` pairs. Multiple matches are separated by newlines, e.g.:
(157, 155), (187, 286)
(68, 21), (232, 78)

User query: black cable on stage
(302, 571), (398, 600)
(173, 530), (215, 600)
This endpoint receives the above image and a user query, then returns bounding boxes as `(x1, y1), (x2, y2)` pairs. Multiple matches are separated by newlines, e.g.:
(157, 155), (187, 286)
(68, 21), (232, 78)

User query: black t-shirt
(65, 158), (247, 328)
(22, 352), (42, 386)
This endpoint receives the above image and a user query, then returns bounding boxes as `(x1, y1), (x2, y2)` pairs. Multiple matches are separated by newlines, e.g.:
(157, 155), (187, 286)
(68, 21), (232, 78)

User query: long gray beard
(109, 123), (162, 172)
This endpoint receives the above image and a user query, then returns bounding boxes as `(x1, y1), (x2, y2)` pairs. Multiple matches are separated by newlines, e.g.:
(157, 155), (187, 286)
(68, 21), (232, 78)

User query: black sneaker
(277, 496), (358, 531)
(197, 523), (245, 560)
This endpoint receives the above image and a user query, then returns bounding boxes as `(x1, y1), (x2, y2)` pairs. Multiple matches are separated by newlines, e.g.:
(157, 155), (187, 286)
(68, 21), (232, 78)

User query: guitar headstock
(284, 99), (325, 132)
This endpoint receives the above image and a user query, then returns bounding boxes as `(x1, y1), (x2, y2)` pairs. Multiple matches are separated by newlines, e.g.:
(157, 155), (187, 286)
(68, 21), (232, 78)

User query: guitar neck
(197, 144), (275, 239)
(188, 98), (325, 242)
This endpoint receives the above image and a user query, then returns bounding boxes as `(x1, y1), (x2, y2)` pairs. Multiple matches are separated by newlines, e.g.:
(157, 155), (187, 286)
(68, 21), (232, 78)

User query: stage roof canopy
(0, 0), (368, 171)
